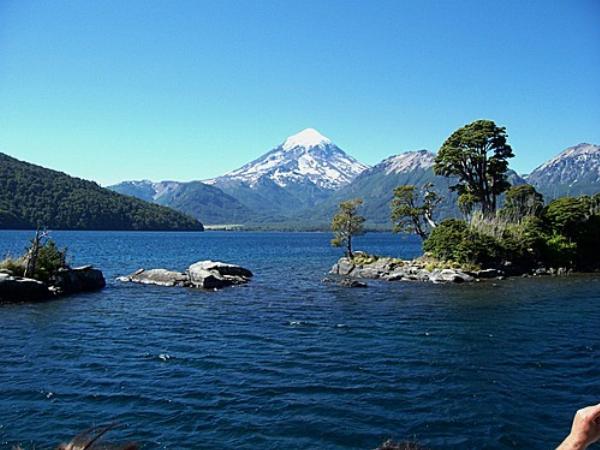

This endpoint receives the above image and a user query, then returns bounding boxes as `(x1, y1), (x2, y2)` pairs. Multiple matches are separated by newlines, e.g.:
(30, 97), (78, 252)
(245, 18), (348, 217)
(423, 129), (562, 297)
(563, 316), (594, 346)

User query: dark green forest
(0, 153), (203, 230)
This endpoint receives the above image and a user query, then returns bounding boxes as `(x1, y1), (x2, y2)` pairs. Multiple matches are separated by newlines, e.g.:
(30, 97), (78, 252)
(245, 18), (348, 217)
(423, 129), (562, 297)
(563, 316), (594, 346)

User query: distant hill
(110, 180), (259, 225)
(526, 143), (600, 200)
(0, 152), (204, 230)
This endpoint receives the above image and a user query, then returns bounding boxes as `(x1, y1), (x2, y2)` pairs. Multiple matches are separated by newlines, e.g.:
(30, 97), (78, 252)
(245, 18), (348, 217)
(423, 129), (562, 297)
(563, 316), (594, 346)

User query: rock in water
(117, 269), (189, 287)
(472, 268), (502, 279)
(187, 267), (229, 289)
(329, 256), (482, 284)
(0, 275), (50, 302)
(53, 266), (106, 294)
(118, 260), (253, 290)
(338, 278), (368, 288)
(187, 261), (252, 289)
(333, 257), (355, 276)
(187, 260), (253, 278)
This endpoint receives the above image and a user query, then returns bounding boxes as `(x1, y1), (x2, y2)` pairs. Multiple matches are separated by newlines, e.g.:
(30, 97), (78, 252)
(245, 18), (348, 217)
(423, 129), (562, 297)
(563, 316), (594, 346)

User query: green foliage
(423, 219), (468, 261)
(590, 193), (600, 215)
(544, 196), (590, 239)
(423, 219), (503, 266)
(0, 236), (67, 281)
(391, 183), (440, 239)
(33, 240), (68, 282)
(500, 184), (544, 222)
(457, 192), (477, 220)
(331, 198), (366, 256)
(424, 217), (524, 267)
(542, 233), (578, 269)
(0, 153), (203, 230)
(542, 196), (600, 269)
(423, 193), (600, 271)
(434, 119), (514, 214)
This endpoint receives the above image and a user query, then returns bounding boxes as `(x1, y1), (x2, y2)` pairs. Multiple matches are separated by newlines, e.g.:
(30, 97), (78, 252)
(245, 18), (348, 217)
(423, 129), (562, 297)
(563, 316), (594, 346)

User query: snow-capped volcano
(210, 128), (368, 190)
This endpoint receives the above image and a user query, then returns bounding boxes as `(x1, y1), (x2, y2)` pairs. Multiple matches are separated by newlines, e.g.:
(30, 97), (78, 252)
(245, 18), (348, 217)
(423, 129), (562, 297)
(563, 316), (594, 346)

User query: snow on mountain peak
(526, 143), (600, 191)
(534, 143), (599, 172)
(380, 150), (435, 175)
(282, 128), (331, 151)
(216, 128), (368, 190)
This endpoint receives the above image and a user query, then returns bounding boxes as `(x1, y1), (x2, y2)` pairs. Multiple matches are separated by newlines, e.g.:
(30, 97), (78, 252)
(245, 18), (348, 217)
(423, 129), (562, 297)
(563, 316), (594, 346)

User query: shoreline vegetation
(329, 120), (600, 282)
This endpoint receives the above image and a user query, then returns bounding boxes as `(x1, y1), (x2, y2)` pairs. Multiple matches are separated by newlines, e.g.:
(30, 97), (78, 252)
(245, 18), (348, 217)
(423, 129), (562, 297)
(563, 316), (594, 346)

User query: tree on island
(391, 183), (441, 239)
(500, 184), (544, 222)
(331, 198), (366, 258)
(1, 229), (68, 283)
(434, 119), (514, 215)
(457, 192), (478, 221)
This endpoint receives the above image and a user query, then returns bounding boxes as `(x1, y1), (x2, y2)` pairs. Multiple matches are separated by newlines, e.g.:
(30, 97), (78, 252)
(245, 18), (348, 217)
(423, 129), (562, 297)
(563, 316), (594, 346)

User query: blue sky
(1, 0), (599, 185)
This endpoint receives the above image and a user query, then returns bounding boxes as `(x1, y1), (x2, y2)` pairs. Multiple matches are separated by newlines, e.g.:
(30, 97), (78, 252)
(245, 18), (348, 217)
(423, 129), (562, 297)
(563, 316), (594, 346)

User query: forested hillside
(0, 153), (204, 230)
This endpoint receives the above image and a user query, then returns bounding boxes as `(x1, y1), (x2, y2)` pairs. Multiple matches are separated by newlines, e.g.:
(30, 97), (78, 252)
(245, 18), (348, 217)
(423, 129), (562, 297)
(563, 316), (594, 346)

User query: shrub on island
(0, 231), (105, 302)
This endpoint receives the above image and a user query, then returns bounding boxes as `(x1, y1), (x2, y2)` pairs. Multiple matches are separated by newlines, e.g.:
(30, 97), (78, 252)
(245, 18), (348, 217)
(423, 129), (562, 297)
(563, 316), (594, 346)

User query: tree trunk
(347, 234), (353, 258)
(24, 230), (42, 278)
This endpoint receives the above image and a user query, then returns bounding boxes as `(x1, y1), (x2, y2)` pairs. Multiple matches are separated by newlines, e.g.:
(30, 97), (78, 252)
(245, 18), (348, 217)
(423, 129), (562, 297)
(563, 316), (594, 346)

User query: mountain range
(526, 143), (600, 199)
(108, 130), (600, 230)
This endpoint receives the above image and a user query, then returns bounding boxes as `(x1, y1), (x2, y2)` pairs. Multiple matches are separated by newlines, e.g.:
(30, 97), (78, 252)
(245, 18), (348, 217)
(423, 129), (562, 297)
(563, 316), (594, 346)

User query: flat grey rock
(119, 268), (189, 287)
(118, 260), (253, 290)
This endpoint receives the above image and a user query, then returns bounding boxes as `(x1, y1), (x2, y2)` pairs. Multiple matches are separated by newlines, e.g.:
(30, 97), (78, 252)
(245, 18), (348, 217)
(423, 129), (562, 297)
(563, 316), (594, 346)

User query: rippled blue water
(0, 231), (599, 449)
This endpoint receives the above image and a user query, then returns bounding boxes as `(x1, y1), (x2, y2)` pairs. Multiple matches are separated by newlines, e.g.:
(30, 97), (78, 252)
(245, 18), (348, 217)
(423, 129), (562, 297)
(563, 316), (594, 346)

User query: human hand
(557, 403), (600, 450)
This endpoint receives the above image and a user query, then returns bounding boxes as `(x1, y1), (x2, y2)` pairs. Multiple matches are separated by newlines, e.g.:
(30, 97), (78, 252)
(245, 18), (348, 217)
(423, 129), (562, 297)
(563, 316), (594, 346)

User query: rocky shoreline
(0, 265), (106, 303)
(117, 260), (253, 290)
(329, 254), (567, 284)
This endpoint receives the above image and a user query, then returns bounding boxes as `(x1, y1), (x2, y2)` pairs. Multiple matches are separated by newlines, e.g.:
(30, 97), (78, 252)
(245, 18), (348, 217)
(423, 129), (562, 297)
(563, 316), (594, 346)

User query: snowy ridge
(533, 143), (599, 173)
(377, 150), (436, 175)
(213, 128), (369, 190)
(528, 143), (600, 186)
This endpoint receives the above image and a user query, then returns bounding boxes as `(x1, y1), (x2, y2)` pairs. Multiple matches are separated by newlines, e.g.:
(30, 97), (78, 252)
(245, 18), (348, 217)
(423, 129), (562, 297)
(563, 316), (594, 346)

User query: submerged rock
(471, 268), (503, 279)
(339, 278), (367, 288)
(118, 260), (252, 290)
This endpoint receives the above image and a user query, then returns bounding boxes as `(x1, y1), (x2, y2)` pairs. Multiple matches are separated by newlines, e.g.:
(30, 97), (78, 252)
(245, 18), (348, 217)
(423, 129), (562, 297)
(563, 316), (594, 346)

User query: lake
(0, 231), (599, 449)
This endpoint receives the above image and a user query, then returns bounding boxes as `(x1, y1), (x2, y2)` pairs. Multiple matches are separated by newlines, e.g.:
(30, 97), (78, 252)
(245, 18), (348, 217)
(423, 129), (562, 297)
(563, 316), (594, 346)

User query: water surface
(0, 231), (599, 449)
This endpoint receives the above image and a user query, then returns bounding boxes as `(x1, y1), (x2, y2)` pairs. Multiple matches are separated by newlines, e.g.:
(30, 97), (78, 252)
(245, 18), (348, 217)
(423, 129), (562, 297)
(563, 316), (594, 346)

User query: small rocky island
(0, 231), (105, 303)
(330, 253), (504, 284)
(329, 252), (576, 285)
(118, 260), (253, 290)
